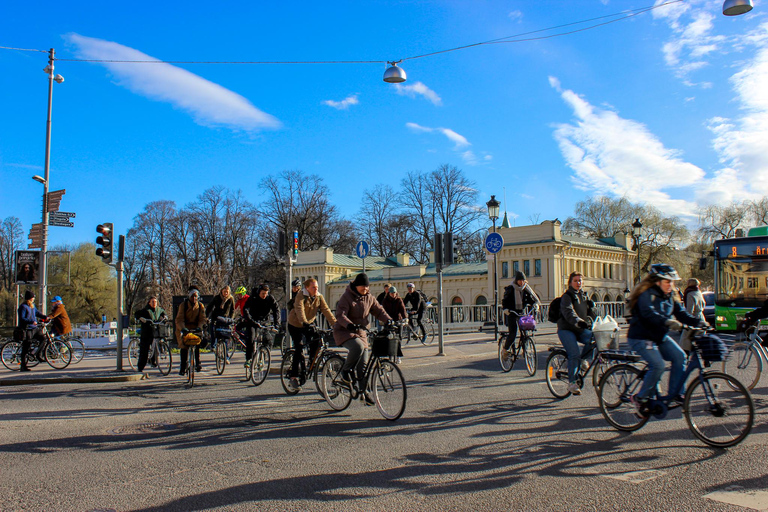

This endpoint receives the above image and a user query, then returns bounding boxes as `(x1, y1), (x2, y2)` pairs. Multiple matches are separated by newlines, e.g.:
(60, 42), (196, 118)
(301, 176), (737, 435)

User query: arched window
(451, 296), (463, 305)
(604, 294), (612, 302)
(475, 295), (487, 305)
(591, 293), (600, 302)
(450, 296), (464, 323)
(474, 295), (488, 321)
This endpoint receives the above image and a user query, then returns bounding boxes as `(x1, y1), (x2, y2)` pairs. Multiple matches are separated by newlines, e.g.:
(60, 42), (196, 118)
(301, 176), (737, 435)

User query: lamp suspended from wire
(383, 61), (406, 83)
(723, 0), (753, 16)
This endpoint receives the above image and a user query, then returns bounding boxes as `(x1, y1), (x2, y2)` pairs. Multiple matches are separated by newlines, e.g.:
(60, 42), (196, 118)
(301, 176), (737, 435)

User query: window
(524, 260), (530, 277)
(534, 259), (541, 277)
(501, 261), (509, 279)
(513, 261), (519, 273)
(475, 295), (487, 305)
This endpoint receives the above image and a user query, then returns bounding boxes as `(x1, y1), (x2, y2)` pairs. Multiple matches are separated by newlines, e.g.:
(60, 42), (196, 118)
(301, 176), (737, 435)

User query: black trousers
(179, 346), (201, 371)
(288, 324), (319, 378)
(409, 310), (426, 338)
(137, 332), (157, 372)
(20, 328), (46, 368)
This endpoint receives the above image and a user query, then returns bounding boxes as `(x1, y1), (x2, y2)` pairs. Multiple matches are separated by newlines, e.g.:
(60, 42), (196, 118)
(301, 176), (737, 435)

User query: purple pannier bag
(518, 315), (536, 331)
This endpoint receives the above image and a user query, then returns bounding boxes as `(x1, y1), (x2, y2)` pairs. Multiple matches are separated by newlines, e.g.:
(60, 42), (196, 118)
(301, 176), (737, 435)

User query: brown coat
(382, 295), (407, 321)
(288, 290), (336, 328)
(49, 304), (71, 335)
(332, 284), (391, 348)
(175, 299), (207, 344)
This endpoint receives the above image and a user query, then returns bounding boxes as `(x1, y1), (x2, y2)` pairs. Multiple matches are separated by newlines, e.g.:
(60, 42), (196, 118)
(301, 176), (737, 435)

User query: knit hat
(292, 278), (301, 288)
(259, 283), (270, 291)
(389, 286), (398, 294)
(189, 288), (200, 298)
(24, 290), (35, 300)
(351, 273), (370, 287)
(514, 271), (526, 282)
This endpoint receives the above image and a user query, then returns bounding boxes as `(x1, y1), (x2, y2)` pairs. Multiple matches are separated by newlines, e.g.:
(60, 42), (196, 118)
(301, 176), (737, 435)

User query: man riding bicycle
(134, 295), (167, 373)
(403, 283), (426, 344)
(333, 273), (391, 404)
(243, 284), (280, 368)
(16, 290), (47, 372)
(287, 278), (336, 391)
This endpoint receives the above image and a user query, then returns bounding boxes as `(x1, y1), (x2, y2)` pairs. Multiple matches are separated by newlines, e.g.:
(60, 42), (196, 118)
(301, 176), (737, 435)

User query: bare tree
(562, 196), (635, 239)
(527, 213), (541, 225)
(697, 202), (749, 242)
(0, 216), (23, 291)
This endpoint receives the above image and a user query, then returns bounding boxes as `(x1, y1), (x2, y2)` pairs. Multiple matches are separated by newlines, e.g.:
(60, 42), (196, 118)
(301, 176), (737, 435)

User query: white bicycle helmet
(649, 263), (680, 281)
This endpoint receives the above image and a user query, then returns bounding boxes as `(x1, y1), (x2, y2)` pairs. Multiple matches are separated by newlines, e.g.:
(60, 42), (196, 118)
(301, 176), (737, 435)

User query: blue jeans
(557, 329), (593, 383)
(628, 336), (686, 400)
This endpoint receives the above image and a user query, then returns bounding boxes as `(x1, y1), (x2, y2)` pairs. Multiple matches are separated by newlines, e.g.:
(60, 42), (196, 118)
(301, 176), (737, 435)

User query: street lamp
(38, 48), (64, 314)
(632, 218), (643, 284)
(486, 195), (501, 341)
(723, 0), (753, 16)
(383, 61), (407, 83)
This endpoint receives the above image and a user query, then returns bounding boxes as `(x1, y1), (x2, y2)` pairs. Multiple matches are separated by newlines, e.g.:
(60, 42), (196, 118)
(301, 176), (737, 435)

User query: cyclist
(403, 283), (427, 344)
(16, 290), (47, 372)
(287, 279), (302, 312)
(501, 271), (541, 353)
(48, 296), (72, 338)
(242, 284), (280, 368)
(333, 273), (391, 404)
(206, 286), (235, 349)
(287, 278), (336, 390)
(234, 286), (249, 318)
(376, 283), (391, 305)
(556, 272), (599, 395)
(627, 264), (706, 413)
(134, 296), (167, 373)
(175, 288), (207, 376)
(680, 278), (706, 352)
(382, 286), (406, 364)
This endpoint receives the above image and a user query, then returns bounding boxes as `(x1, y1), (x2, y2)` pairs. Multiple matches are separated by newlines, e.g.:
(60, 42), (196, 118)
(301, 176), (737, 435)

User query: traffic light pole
(115, 260), (124, 371)
(437, 262), (445, 357)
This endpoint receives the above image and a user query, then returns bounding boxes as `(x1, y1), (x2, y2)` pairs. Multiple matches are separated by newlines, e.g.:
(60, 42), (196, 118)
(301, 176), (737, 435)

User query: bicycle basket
(518, 315), (536, 331)
(152, 324), (170, 338)
(697, 334), (728, 363)
(181, 332), (202, 347)
(372, 333), (398, 358)
(593, 330), (618, 352)
(214, 327), (232, 339)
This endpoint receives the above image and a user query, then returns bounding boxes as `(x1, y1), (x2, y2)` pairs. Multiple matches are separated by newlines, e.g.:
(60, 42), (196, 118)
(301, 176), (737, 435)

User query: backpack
(417, 290), (429, 307)
(548, 296), (563, 323)
(501, 285), (514, 310)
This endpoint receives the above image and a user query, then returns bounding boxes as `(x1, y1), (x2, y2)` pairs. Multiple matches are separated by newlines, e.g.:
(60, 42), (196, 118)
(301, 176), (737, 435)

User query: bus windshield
(716, 256), (768, 307)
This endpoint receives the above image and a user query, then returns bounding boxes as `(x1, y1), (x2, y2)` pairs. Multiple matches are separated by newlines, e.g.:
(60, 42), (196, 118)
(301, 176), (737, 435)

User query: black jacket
(628, 285), (700, 343)
(403, 291), (424, 313)
(557, 288), (598, 335)
(243, 294), (280, 325)
(206, 294), (235, 320)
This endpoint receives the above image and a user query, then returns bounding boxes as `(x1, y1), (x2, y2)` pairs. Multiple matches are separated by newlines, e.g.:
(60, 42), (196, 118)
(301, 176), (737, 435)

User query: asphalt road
(1, 332), (767, 512)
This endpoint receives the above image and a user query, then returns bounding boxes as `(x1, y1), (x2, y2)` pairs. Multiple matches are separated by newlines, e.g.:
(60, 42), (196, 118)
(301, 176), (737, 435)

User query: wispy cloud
(508, 10), (523, 22)
(7, 163), (44, 171)
(322, 95), (359, 110)
(394, 81), (442, 106)
(549, 76), (703, 217)
(64, 33), (281, 132)
(406, 122), (469, 149)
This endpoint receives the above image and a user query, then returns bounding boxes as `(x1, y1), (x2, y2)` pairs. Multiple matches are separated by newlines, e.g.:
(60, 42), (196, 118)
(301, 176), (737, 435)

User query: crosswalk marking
(705, 487), (768, 510)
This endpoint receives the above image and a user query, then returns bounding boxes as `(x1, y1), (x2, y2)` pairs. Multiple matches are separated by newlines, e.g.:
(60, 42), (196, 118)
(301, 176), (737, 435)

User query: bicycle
(721, 319), (768, 390)
(127, 320), (172, 375)
(1, 322), (72, 370)
(597, 328), (754, 448)
(498, 308), (537, 376)
(180, 328), (203, 387)
(280, 327), (336, 395)
(404, 310), (435, 345)
(319, 326), (407, 421)
(545, 326), (619, 399)
(59, 334), (86, 364)
(248, 322), (276, 386)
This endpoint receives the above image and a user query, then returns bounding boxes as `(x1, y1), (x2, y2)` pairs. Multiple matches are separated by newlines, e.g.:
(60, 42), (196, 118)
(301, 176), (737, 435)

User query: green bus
(713, 226), (768, 331)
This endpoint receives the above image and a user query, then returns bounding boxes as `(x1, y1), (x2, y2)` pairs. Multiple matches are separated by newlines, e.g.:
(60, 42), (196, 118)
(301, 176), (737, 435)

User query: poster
(15, 250), (41, 285)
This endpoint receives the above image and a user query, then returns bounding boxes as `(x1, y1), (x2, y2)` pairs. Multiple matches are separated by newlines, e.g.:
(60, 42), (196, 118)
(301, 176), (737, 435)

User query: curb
(0, 372), (147, 386)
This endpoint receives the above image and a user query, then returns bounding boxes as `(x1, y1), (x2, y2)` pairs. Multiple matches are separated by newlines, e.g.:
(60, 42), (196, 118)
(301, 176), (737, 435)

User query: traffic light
(444, 232), (455, 267)
(277, 231), (287, 258)
(96, 223), (113, 264)
(293, 231), (299, 258)
(434, 233), (444, 266)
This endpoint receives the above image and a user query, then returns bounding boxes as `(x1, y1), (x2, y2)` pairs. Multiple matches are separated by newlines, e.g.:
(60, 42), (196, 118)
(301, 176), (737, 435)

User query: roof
(294, 253), (399, 269)
(563, 235), (628, 250)
(326, 261), (488, 285)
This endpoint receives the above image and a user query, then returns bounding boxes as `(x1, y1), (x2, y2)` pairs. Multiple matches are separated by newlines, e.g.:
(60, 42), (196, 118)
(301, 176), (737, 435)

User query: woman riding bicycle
(557, 272), (599, 395)
(287, 278), (336, 391)
(382, 286), (406, 363)
(16, 290), (47, 372)
(332, 273), (391, 400)
(501, 271), (541, 352)
(175, 288), (207, 375)
(627, 263), (706, 412)
(135, 296), (167, 373)
(206, 286), (235, 348)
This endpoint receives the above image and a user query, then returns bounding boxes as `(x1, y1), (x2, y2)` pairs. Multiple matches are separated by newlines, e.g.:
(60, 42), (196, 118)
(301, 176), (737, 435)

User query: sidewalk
(0, 329), (566, 386)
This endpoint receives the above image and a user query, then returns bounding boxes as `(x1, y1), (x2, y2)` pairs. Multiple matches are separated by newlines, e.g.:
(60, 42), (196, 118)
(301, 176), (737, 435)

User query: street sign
(355, 241), (370, 259)
(50, 211), (75, 219)
(50, 211), (75, 227)
(50, 220), (74, 228)
(485, 232), (504, 254)
(46, 189), (66, 213)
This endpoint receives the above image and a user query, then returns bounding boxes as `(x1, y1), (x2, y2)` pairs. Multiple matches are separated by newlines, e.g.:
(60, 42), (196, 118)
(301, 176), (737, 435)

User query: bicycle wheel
(523, 336), (537, 377)
(1, 341), (23, 371)
(722, 342), (762, 391)
(372, 359), (407, 420)
(226, 338), (235, 360)
(545, 350), (570, 399)
(313, 355), (328, 396)
(684, 371), (754, 448)
(156, 341), (172, 376)
(320, 355), (352, 411)
(66, 337), (86, 364)
(187, 351), (195, 387)
(498, 337), (514, 372)
(280, 330), (291, 357)
(46, 340), (72, 369)
(215, 342), (227, 375)
(280, 351), (300, 395)
(251, 345), (271, 386)
(127, 337), (140, 371)
(592, 356), (614, 395)
(598, 364), (649, 432)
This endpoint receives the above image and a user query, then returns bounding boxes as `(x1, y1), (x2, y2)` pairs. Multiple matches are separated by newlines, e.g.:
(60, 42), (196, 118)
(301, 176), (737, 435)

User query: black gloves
(347, 323), (360, 332)
(303, 323), (317, 334)
(181, 328), (189, 335)
(577, 320), (589, 330)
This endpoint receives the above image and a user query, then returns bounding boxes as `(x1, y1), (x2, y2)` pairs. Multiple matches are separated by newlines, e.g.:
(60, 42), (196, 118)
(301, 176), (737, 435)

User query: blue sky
(2, 0), (767, 249)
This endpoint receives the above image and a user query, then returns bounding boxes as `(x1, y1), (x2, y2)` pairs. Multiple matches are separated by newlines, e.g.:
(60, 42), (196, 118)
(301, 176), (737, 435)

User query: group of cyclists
(14, 290), (72, 371)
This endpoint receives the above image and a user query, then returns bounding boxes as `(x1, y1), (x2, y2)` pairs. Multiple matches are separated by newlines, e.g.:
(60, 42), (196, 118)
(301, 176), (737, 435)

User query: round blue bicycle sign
(485, 232), (504, 254)
(355, 241), (370, 259)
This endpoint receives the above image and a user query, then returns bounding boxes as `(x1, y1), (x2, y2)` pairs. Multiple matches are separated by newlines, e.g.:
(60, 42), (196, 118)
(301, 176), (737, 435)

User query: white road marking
(705, 487), (768, 510)
(602, 469), (667, 484)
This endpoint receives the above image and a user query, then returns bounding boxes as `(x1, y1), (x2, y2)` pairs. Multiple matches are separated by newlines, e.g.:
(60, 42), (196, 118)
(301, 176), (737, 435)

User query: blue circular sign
(485, 232), (504, 254)
(356, 241), (370, 258)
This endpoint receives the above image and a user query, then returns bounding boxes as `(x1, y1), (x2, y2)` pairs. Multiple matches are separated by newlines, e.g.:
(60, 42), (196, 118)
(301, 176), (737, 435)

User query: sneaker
(363, 391), (375, 406)
(672, 395), (686, 406)
(178, 369), (185, 376)
(195, 366), (203, 373)
(289, 377), (302, 392)
(631, 394), (649, 419)
(580, 359), (590, 373)
(567, 382), (581, 395)
(395, 357), (402, 364)
(19, 367), (31, 372)
(336, 369), (352, 385)
(244, 361), (251, 369)
(421, 335), (428, 345)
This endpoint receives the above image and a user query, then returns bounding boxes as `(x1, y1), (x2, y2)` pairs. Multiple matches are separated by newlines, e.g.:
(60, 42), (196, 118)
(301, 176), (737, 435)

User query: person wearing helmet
(234, 286), (249, 318)
(627, 264), (706, 413)
(48, 296), (71, 337)
(287, 278), (302, 312)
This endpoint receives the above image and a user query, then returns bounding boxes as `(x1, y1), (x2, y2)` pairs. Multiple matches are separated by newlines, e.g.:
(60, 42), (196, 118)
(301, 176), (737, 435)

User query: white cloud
(394, 81), (442, 106)
(508, 10), (523, 22)
(550, 77), (704, 217)
(65, 33), (281, 132)
(406, 122), (469, 149)
(322, 95), (359, 110)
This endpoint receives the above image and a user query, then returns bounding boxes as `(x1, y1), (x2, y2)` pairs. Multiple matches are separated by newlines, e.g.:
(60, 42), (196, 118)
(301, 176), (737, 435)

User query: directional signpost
(356, 240), (370, 273)
(49, 211), (75, 228)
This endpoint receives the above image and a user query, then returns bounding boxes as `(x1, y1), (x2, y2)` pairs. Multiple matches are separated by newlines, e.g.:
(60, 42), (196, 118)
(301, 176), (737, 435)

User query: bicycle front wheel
(127, 337), (140, 371)
(46, 340), (72, 369)
(545, 350), (570, 399)
(251, 346), (270, 386)
(187, 352), (195, 387)
(372, 360), (407, 420)
(498, 337), (513, 373)
(424, 322), (435, 345)
(280, 351), (300, 395)
(598, 364), (649, 432)
(523, 336), (537, 377)
(722, 342), (762, 391)
(320, 355), (352, 411)
(684, 371), (754, 448)
(592, 356), (614, 395)
(215, 342), (227, 375)
(1, 341), (23, 371)
(156, 341), (172, 376)
(66, 337), (86, 364)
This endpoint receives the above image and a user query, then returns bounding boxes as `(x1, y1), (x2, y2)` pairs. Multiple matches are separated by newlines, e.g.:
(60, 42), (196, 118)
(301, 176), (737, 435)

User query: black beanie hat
(24, 290), (35, 300)
(515, 271), (526, 282)
(351, 273), (370, 287)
